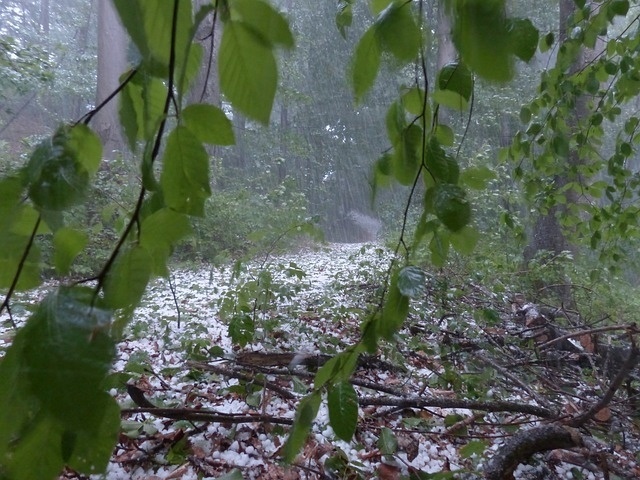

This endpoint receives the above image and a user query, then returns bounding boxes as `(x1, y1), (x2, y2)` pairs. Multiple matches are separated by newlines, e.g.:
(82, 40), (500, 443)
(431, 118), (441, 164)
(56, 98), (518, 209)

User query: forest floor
(2, 242), (640, 479)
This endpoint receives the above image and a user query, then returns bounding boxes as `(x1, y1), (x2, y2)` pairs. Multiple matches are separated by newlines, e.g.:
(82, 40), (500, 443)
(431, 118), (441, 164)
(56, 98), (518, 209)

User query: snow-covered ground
(2, 242), (639, 479)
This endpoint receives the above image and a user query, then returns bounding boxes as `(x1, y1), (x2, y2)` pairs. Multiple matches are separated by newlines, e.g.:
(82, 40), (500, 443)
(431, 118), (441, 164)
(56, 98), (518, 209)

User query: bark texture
(95, 0), (127, 154)
(484, 424), (583, 479)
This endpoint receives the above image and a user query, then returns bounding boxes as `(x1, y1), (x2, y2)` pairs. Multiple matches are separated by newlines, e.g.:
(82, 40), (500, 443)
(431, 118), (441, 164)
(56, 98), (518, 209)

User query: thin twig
(358, 395), (555, 419)
(122, 407), (294, 425)
(567, 340), (639, 428)
(471, 351), (550, 407)
(538, 323), (636, 351)
(0, 215), (41, 325)
(92, 0), (181, 300)
(79, 69), (138, 125)
(188, 362), (297, 400)
(167, 273), (181, 328)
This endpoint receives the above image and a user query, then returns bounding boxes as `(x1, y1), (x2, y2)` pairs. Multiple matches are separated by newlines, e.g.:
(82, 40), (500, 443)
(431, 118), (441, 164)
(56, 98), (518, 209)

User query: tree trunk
(436, 3), (455, 71)
(278, 103), (288, 182)
(95, 0), (127, 156)
(524, 0), (585, 308)
(436, 2), (456, 124)
(39, 0), (49, 35)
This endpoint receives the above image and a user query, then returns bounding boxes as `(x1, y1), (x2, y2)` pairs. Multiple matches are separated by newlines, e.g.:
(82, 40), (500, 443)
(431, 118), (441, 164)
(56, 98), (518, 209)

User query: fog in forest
(0, 0), (551, 250)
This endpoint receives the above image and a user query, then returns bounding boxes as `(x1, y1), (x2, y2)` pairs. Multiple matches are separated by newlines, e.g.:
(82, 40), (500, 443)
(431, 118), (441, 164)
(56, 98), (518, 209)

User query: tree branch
(125, 384), (293, 425)
(0, 215), (41, 325)
(566, 340), (639, 428)
(484, 424), (583, 479)
(358, 395), (555, 419)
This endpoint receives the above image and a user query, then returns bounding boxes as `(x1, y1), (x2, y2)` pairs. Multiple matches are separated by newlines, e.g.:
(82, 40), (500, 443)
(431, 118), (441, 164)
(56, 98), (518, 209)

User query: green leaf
(283, 392), (322, 462)
(378, 273), (409, 339)
(176, 37), (204, 97)
(459, 439), (488, 458)
(327, 381), (358, 441)
(160, 126), (211, 216)
(112, 0), (149, 62)
(374, 153), (392, 178)
(336, 1), (353, 38)
(401, 87), (427, 116)
(609, 0), (629, 16)
(120, 73), (168, 149)
(115, 0), (193, 75)
(460, 165), (496, 190)
(386, 101), (405, 146)
(435, 125), (455, 147)
(397, 266), (426, 298)
(183, 103), (235, 145)
(140, 207), (192, 275)
(377, 427), (397, 455)
(409, 472), (459, 479)
(53, 227), (88, 275)
(433, 184), (471, 232)
(141, 144), (160, 192)
(140, 208), (192, 248)
(437, 63), (473, 101)
(360, 314), (381, 353)
(68, 124), (102, 175)
(230, 0), (294, 48)
(0, 176), (25, 230)
(449, 226), (479, 255)
(103, 246), (153, 309)
(228, 313), (255, 347)
(219, 22), (277, 124)
(314, 350), (360, 389)
(413, 216), (438, 245)
(119, 79), (143, 150)
(451, 0), (513, 81)
(26, 126), (95, 211)
(6, 415), (66, 480)
(351, 26), (380, 103)
(425, 138), (459, 184)
(166, 434), (190, 465)
(391, 124), (422, 185)
(0, 341), (30, 460)
(140, 76), (169, 140)
(429, 231), (450, 267)
(432, 89), (468, 111)
(0, 232), (41, 290)
(214, 470), (244, 480)
(552, 135), (570, 158)
(374, 1), (421, 62)
(23, 288), (114, 425)
(508, 18), (539, 62)
(9, 205), (48, 236)
(1, 288), (119, 477)
(370, 0), (393, 15)
(539, 32), (554, 53)
(65, 395), (121, 473)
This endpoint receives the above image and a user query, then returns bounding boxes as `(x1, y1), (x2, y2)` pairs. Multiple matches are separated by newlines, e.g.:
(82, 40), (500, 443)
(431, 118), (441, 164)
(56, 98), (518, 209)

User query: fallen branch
(566, 341), (639, 428)
(484, 424), (583, 479)
(121, 407), (294, 425)
(470, 351), (550, 407)
(187, 361), (298, 400)
(358, 395), (555, 418)
(188, 360), (407, 397)
(124, 385), (293, 425)
(537, 323), (636, 351)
